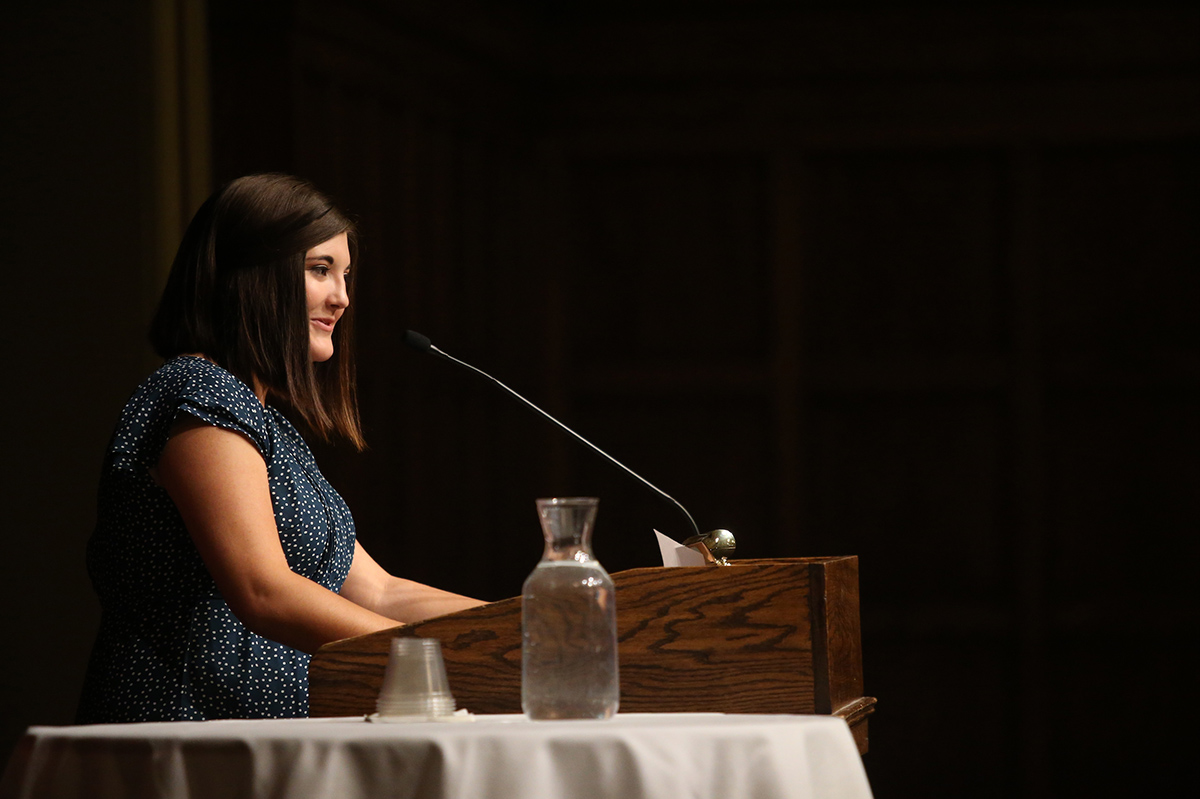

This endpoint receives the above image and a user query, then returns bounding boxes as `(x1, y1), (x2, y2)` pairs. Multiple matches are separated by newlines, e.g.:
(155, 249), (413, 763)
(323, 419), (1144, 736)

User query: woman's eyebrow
(305, 255), (335, 263)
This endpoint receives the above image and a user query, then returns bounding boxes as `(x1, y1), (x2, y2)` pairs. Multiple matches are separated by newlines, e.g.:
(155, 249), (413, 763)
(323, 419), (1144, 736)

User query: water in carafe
(521, 498), (619, 720)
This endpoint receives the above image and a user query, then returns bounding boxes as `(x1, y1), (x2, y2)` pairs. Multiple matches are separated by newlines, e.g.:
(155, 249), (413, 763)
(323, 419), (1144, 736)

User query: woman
(77, 174), (484, 723)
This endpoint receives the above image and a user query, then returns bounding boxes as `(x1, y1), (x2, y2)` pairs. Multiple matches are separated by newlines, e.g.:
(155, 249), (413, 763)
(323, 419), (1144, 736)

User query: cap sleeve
(147, 357), (274, 465)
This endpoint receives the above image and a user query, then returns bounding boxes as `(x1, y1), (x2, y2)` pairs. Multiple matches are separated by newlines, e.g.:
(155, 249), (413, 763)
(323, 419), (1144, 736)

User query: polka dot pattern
(76, 356), (356, 723)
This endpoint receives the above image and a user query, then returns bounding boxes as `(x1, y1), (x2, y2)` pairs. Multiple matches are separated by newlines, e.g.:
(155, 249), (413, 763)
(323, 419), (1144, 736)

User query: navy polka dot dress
(77, 356), (356, 722)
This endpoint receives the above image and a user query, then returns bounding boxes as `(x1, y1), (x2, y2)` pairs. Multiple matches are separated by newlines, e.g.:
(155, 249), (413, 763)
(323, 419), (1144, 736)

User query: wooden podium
(309, 556), (876, 753)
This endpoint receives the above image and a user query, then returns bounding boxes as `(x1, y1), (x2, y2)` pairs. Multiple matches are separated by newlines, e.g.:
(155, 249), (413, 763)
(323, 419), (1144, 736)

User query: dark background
(3, 1), (1198, 796)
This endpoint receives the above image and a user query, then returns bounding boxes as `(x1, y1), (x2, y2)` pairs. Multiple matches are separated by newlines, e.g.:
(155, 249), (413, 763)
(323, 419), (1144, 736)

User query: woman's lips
(310, 318), (335, 333)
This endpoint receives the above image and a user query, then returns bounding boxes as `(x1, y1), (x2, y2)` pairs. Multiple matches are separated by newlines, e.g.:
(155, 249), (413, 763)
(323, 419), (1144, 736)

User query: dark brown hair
(150, 173), (364, 449)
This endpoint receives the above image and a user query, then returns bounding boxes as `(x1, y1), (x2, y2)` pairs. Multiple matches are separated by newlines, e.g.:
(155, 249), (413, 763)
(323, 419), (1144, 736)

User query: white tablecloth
(1, 713), (873, 799)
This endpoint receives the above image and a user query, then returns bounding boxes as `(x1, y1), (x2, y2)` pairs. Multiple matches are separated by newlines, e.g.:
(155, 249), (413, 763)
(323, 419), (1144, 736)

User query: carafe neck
(537, 497), (599, 564)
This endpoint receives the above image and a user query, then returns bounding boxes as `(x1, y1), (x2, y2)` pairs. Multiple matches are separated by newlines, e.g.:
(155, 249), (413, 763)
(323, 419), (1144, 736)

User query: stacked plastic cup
(375, 637), (457, 719)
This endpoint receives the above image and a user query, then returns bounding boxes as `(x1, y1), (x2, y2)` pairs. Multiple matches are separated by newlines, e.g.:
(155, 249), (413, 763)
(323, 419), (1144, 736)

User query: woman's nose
(330, 276), (350, 309)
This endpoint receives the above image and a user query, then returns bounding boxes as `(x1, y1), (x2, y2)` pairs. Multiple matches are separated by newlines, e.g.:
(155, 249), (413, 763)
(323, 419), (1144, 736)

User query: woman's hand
(155, 417), (408, 653)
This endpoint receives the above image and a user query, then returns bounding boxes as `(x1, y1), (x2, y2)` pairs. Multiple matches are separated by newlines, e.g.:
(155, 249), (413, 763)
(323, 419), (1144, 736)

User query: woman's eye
(308, 265), (329, 276)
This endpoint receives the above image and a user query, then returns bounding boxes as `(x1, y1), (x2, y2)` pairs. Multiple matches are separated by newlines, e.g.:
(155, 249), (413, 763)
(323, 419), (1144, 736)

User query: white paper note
(655, 530), (706, 567)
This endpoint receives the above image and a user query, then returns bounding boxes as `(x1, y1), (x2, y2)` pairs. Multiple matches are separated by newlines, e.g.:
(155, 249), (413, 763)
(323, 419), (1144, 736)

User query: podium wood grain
(309, 557), (875, 752)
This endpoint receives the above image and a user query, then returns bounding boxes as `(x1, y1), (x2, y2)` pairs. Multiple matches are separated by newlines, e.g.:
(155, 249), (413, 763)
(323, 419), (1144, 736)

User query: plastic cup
(375, 637), (458, 718)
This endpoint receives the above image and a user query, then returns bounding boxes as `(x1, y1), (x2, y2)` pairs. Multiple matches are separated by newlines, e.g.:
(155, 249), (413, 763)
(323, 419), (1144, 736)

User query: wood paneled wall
(208, 3), (1199, 796)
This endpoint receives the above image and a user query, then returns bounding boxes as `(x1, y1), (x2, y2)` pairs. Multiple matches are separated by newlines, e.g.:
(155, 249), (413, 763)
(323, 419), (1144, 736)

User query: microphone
(404, 329), (706, 543)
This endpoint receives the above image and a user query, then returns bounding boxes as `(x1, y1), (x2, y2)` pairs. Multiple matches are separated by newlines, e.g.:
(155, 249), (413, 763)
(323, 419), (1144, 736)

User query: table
(1, 713), (873, 799)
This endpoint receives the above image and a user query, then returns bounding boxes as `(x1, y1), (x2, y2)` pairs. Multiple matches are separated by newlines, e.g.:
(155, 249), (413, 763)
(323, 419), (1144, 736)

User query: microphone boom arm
(406, 330), (702, 541)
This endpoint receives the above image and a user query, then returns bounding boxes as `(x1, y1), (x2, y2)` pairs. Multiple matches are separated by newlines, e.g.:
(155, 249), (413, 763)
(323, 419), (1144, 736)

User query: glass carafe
(521, 497), (619, 720)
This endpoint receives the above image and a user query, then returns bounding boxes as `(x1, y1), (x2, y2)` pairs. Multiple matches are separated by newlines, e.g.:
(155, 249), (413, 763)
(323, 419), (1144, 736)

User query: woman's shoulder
(142, 356), (259, 409)
(128, 356), (273, 454)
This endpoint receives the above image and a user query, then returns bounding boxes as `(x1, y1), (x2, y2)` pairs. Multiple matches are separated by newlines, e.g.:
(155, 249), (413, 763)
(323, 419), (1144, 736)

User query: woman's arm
(156, 417), (409, 654)
(338, 540), (487, 623)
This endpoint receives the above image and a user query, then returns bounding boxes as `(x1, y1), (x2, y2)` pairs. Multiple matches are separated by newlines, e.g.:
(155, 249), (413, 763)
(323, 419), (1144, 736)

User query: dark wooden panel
(567, 156), (772, 366)
(1039, 142), (1200, 375)
(859, 637), (1017, 797)
(1045, 393), (1200, 605)
(540, 7), (1200, 80)
(1047, 637), (1199, 795)
(802, 150), (1009, 363)
(208, 0), (299, 178)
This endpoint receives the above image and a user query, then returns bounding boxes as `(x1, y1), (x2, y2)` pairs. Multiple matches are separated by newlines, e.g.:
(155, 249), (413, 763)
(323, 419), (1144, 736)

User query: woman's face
(304, 232), (351, 362)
